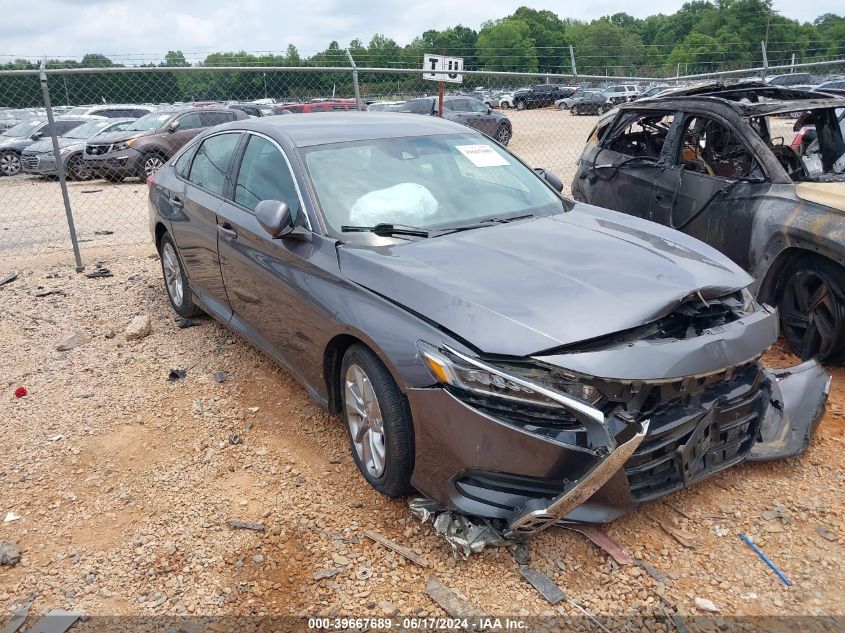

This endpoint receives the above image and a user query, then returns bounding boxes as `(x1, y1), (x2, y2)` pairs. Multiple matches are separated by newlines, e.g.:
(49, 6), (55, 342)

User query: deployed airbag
(349, 183), (438, 226)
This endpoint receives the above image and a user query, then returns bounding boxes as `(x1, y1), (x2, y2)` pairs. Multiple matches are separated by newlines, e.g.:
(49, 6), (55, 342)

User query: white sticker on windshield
(456, 144), (510, 167)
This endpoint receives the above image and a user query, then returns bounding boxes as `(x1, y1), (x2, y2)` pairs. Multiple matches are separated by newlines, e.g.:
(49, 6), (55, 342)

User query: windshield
(2, 119), (44, 138)
(302, 134), (564, 235)
(63, 119), (113, 139)
(125, 112), (174, 131)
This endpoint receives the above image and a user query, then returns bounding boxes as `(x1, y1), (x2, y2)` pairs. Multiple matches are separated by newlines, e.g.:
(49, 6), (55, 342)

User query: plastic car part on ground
(409, 498), (508, 559)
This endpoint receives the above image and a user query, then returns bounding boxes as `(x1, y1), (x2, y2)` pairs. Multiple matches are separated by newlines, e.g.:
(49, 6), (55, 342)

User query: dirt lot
(1, 250), (843, 629)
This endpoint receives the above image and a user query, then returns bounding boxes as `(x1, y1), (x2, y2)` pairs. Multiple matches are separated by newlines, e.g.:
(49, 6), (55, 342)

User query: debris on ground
(425, 576), (482, 626)
(559, 522), (634, 564)
(0, 272), (17, 287)
(694, 597), (720, 613)
(409, 498), (507, 559)
(84, 266), (113, 278)
(313, 568), (341, 581)
(634, 559), (670, 584)
(13, 387), (27, 398)
(228, 433), (243, 446)
(82, 189), (104, 195)
(761, 501), (792, 524)
(167, 368), (187, 381)
(33, 288), (64, 298)
(47, 434), (63, 442)
(519, 566), (565, 604)
(27, 608), (81, 633)
(364, 529), (428, 568)
(177, 319), (200, 329)
(510, 542), (530, 565)
(816, 525), (838, 542)
(3, 512), (21, 522)
(568, 599), (612, 633)
(1, 603), (30, 633)
(0, 542), (22, 566)
(226, 520), (265, 532)
(647, 512), (698, 549)
(55, 330), (90, 352)
(213, 371), (227, 384)
(740, 533), (792, 586)
(124, 315), (152, 341)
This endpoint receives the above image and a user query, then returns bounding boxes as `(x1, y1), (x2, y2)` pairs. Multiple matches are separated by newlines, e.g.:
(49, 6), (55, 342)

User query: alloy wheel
(161, 242), (184, 307)
(496, 125), (510, 144)
(67, 155), (90, 180)
(781, 269), (841, 359)
(0, 152), (21, 176)
(143, 155), (165, 178)
(344, 363), (386, 478)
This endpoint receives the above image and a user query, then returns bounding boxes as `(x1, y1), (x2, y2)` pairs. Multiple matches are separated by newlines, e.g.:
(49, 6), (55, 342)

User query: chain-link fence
(1, 55), (843, 263)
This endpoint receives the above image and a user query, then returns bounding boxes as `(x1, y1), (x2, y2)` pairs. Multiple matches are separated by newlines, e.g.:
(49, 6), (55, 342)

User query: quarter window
(187, 133), (240, 195)
(234, 135), (301, 219)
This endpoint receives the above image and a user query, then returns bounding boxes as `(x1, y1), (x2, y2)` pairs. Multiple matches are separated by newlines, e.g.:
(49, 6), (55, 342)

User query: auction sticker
(456, 144), (509, 167)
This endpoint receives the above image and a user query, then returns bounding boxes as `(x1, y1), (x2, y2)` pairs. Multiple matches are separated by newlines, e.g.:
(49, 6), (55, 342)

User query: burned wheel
(341, 344), (413, 498)
(779, 256), (845, 362)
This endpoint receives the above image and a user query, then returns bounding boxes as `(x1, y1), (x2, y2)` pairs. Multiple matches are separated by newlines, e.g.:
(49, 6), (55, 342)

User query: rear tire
(158, 232), (202, 318)
(341, 344), (413, 498)
(778, 255), (845, 362)
(495, 123), (511, 146)
(0, 150), (21, 177)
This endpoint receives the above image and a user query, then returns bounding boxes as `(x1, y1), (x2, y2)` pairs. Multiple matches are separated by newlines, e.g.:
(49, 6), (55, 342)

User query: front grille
(86, 144), (110, 156)
(20, 155), (39, 170)
(624, 366), (766, 502)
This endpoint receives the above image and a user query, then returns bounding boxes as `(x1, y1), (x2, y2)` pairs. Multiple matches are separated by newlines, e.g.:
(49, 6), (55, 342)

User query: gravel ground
(1, 251), (843, 629)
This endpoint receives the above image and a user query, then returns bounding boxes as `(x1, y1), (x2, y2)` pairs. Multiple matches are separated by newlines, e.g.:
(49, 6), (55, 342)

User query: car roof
(212, 112), (479, 147)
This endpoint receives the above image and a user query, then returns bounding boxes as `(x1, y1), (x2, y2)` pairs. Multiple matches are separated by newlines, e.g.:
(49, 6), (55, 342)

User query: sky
(2, 0), (842, 62)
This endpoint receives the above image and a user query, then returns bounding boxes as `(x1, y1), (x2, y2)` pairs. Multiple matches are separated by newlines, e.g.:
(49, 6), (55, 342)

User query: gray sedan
(148, 113), (828, 536)
(395, 97), (512, 145)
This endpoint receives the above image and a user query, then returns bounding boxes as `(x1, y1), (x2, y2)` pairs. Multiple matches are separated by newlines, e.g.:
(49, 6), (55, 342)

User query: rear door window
(186, 132), (241, 196)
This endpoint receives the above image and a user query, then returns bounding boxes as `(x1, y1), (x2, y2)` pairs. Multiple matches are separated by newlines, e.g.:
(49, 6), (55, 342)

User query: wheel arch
(755, 241), (845, 305)
(154, 221), (169, 252)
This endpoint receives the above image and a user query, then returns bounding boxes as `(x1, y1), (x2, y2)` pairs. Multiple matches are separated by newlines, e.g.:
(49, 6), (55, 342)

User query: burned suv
(572, 82), (845, 361)
(84, 107), (247, 182)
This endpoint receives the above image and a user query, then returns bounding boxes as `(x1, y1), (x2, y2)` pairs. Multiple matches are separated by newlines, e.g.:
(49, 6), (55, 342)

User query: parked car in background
(555, 89), (596, 110)
(513, 85), (575, 110)
(603, 84), (640, 104)
(571, 82), (845, 361)
(766, 72), (812, 87)
(276, 100), (363, 114)
(636, 84), (671, 100)
(83, 107), (248, 182)
(228, 103), (276, 117)
(62, 104), (156, 119)
(816, 79), (845, 93)
(367, 101), (405, 112)
(0, 108), (43, 132)
(497, 92), (518, 109)
(148, 113), (828, 536)
(21, 117), (135, 180)
(0, 116), (92, 177)
(395, 96), (512, 145)
(569, 92), (614, 115)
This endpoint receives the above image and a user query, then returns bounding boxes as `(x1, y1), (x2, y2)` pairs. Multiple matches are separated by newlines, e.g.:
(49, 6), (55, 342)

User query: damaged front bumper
(407, 358), (829, 537)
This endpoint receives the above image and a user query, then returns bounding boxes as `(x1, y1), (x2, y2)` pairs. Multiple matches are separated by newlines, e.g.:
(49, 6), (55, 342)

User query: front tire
(571, 106), (579, 116)
(341, 344), (413, 498)
(778, 255), (845, 362)
(0, 151), (21, 177)
(515, 100), (526, 111)
(495, 123), (511, 146)
(138, 152), (167, 183)
(66, 154), (91, 181)
(158, 232), (202, 318)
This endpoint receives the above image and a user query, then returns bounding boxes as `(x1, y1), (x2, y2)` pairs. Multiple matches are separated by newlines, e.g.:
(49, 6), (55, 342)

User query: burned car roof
(625, 93), (845, 116)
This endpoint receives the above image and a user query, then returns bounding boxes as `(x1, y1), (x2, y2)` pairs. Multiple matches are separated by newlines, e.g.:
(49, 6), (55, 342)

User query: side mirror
(534, 168), (564, 192)
(168, 120), (181, 133)
(31, 132), (43, 140)
(255, 199), (293, 237)
(487, 107), (493, 114)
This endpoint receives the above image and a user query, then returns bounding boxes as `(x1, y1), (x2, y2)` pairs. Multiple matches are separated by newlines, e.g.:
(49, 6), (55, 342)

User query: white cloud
(1, 0), (841, 63)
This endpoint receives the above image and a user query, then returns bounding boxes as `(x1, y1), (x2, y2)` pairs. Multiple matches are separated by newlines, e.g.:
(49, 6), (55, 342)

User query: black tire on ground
(501, 102), (510, 110)
(571, 106), (579, 116)
(0, 150), (21, 177)
(778, 254), (845, 362)
(138, 152), (167, 183)
(341, 343), (414, 498)
(495, 123), (511, 146)
(66, 154), (91, 181)
(515, 100), (526, 111)
(158, 231), (203, 318)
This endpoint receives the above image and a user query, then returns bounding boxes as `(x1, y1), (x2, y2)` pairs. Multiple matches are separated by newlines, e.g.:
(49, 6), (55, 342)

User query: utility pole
(569, 45), (577, 77)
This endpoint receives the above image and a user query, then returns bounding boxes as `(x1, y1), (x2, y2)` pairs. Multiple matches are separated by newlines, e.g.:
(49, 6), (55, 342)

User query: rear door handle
(217, 224), (238, 240)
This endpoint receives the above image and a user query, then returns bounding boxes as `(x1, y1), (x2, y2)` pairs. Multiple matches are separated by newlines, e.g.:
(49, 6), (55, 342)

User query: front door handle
(169, 195), (183, 209)
(654, 193), (664, 202)
(217, 224), (238, 240)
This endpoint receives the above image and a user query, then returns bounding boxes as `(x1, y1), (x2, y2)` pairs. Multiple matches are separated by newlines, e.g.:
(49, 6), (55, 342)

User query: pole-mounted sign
(422, 54), (464, 83)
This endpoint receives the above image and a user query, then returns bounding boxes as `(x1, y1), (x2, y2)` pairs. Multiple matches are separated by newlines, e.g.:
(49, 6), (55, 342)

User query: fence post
(39, 61), (84, 272)
(569, 45), (577, 77)
(346, 50), (363, 111)
(760, 41), (769, 81)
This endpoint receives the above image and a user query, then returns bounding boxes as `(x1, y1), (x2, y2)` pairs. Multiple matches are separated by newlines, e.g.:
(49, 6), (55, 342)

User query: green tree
(511, 7), (566, 72)
(163, 51), (189, 67)
(476, 19), (538, 72)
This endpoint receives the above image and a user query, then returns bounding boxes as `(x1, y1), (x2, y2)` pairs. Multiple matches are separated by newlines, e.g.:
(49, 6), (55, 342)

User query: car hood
(88, 129), (151, 144)
(795, 182), (845, 212)
(338, 204), (752, 357)
(0, 136), (33, 150)
(24, 138), (81, 153)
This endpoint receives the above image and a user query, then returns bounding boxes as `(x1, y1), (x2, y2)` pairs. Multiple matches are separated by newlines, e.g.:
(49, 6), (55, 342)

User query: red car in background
(275, 99), (365, 114)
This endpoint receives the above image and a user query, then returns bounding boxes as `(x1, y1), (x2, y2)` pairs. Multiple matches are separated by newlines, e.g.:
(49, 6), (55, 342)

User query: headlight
(59, 146), (73, 155)
(112, 141), (131, 151)
(741, 288), (756, 312)
(417, 341), (604, 422)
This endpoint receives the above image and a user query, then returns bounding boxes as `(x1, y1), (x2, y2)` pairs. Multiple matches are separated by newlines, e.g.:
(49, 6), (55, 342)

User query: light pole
(263, 72), (268, 99)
